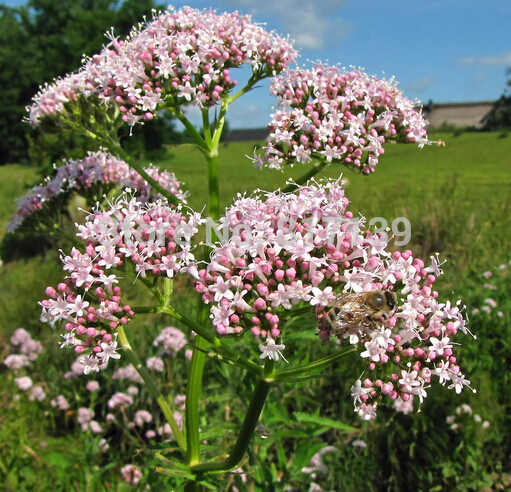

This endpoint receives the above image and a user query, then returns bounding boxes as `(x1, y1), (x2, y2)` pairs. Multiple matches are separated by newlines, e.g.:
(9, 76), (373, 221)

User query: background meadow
(1, 130), (511, 491)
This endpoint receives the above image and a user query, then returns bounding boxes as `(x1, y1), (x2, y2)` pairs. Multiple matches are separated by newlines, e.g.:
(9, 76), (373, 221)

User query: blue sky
(4, 0), (511, 128)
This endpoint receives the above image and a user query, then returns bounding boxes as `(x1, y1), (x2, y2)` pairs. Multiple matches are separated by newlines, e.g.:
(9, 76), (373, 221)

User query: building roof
(423, 101), (495, 129)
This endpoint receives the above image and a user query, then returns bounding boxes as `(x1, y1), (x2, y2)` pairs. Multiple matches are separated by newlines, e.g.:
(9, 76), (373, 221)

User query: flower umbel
(40, 194), (202, 374)
(260, 64), (431, 174)
(194, 179), (473, 419)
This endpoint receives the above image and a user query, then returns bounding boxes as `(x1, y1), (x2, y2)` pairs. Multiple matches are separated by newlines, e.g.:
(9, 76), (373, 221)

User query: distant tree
(0, 0), (166, 165)
(485, 67), (511, 130)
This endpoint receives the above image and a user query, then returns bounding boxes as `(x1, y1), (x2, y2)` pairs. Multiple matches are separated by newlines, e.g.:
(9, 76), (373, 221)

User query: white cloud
(223, 0), (350, 50)
(458, 52), (511, 66)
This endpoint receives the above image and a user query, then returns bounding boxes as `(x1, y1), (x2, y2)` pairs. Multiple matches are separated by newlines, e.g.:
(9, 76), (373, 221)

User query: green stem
(211, 98), (230, 149)
(102, 136), (181, 206)
(272, 348), (356, 381)
(172, 110), (210, 153)
(202, 109), (213, 147)
(228, 74), (262, 105)
(185, 335), (208, 466)
(207, 151), (220, 218)
(116, 325), (187, 453)
(162, 277), (173, 309)
(281, 159), (329, 193)
(162, 306), (262, 376)
(191, 379), (271, 473)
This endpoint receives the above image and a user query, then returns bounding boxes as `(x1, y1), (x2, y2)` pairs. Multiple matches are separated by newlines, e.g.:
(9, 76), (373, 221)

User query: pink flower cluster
(153, 326), (187, 356)
(28, 6), (296, 128)
(193, 180), (358, 337)
(27, 72), (90, 128)
(8, 151), (185, 233)
(257, 64), (430, 174)
(51, 395), (70, 410)
(78, 407), (103, 433)
(113, 364), (144, 384)
(40, 195), (202, 374)
(120, 464), (142, 485)
(194, 180), (472, 419)
(4, 328), (43, 371)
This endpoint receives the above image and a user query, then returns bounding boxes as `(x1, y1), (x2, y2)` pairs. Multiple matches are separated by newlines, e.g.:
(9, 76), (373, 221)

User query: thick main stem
(191, 379), (271, 473)
(185, 102), (225, 468)
(116, 325), (187, 453)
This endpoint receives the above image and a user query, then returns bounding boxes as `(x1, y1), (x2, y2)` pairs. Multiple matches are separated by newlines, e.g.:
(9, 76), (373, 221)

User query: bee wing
(329, 293), (374, 330)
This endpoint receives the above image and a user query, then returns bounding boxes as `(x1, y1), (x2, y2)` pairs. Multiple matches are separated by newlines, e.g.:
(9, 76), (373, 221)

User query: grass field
(1, 130), (511, 491)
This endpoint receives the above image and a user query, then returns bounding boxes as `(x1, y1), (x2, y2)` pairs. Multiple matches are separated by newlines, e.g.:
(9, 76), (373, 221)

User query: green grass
(158, 132), (511, 212)
(0, 165), (39, 237)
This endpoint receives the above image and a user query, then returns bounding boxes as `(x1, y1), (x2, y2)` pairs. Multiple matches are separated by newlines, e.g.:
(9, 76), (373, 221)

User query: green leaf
(293, 412), (358, 433)
(155, 465), (195, 480)
(293, 441), (328, 470)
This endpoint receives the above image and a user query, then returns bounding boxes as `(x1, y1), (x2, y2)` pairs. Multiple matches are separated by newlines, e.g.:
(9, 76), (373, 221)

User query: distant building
(423, 101), (495, 129)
